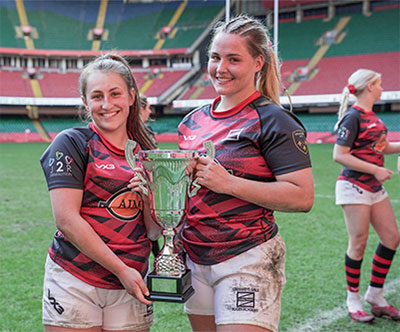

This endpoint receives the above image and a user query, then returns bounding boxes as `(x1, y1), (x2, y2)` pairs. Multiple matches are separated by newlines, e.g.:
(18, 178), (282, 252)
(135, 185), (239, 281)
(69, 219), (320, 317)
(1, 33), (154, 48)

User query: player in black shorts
(333, 69), (400, 322)
(40, 54), (161, 331)
(178, 15), (314, 332)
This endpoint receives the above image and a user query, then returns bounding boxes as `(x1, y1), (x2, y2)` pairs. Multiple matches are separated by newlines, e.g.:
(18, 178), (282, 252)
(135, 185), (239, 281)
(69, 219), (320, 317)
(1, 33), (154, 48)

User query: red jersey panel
(40, 124), (151, 289)
(178, 93), (311, 265)
(336, 106), (387, 192)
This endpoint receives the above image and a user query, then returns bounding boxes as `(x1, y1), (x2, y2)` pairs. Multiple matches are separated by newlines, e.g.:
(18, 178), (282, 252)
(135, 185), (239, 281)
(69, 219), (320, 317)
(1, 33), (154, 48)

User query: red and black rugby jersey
(178, 92), (311, 265)
(40, 124), (151, 289)
(336, 106), (387, 192)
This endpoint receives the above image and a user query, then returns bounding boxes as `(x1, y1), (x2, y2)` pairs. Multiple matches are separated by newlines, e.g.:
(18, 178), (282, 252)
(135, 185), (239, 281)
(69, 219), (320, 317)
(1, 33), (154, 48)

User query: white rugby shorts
(42, 255), (153, 331)
(184, 233), (286, 332)
(335, 180), (387, 206)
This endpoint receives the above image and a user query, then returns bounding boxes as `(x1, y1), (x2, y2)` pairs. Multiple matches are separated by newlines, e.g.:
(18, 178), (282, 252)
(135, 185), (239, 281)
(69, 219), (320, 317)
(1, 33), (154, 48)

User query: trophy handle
(188, 178), (201, 197)
(124, 139), (149, 196)
(188, 140), (216, 197)
(203, 140), (216, 159)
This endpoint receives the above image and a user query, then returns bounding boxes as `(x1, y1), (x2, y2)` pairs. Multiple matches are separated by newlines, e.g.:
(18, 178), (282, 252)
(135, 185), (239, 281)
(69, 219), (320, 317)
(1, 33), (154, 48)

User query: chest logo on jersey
(95, 163), (115, 170)
(292, 130), (309, 154)
(99, 189), (142, 221)
(183, 134), (197, 141)
(225, 128), (243, 141)
(372, 133), (387, 153)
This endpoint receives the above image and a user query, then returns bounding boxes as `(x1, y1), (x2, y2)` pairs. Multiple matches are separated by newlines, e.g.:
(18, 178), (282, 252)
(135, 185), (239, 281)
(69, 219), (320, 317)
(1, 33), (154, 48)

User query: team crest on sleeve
(292, 130), (308, 154)
(48, 151), (74, 177)
(99, 189), (143, 221)
(337, 125), (350, 140)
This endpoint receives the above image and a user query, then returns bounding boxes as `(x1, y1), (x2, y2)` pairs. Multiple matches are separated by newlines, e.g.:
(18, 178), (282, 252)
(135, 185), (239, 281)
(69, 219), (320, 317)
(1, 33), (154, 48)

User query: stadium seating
(181, 6), (400, 100)
(0, 0), (223, 51)
(0, 1), (399, 143)
(141, 69), (189, 97)
(289, 52), (400, 95)
(0, 69), (33, 97)
(0, 0), (223, 106)
(39, 72), (80, 98)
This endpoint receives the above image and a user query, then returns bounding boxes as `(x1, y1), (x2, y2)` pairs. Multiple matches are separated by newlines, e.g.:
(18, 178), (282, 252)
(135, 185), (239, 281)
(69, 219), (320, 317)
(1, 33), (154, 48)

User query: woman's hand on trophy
(185, 156), (199, 177)
(128, 168), (148, 197)
(116, 265), (153, 305)
(195, 156), (232, 194)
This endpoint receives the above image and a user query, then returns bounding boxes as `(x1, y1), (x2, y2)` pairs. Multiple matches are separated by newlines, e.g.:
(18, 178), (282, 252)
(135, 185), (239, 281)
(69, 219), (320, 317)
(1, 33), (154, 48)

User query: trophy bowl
(125, 141), (198, 302)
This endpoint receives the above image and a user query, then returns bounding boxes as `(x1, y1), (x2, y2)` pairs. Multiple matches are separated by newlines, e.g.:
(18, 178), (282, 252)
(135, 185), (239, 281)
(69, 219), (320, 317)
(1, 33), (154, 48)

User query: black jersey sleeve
(257, 103), (311, 176)
(40, 127), (91, 190)
(336, 109), (360, 147)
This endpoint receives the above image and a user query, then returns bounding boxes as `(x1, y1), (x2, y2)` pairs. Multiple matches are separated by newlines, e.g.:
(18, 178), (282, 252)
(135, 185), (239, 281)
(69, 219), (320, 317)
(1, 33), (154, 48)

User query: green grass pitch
(0, 142), (398, 331)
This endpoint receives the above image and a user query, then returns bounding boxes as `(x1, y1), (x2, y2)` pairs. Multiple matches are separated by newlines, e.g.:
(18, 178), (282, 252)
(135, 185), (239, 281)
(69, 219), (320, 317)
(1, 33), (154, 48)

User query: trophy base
(146, 269), (195, 303)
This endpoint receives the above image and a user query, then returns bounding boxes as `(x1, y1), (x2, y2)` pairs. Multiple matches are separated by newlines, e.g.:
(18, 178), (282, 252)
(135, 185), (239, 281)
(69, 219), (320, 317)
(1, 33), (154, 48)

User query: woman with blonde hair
(178, 15), (314, 332)
(333, 69), (400, 323)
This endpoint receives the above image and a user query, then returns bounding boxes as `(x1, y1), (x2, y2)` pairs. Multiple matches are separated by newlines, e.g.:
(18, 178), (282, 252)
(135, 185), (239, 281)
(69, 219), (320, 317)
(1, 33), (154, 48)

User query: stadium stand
(37, 72), (80, 98)
(290, 52), (400, 96)
(0, 69), (33, 97)
(0, 0), (223, 51)
(0, 0), (399, 143)
(180, 4), (400, 103)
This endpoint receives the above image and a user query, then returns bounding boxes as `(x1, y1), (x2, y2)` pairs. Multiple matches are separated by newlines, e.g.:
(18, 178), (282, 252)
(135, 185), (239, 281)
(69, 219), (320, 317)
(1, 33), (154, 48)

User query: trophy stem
(154, 228), (185, 277)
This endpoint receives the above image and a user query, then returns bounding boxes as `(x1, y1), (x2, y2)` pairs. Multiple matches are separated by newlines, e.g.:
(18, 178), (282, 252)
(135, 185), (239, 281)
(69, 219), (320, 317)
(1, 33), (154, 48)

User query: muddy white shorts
(335, 180), (387, 206)
(42, 255), (153, 331)
(184, 233), (286, 332)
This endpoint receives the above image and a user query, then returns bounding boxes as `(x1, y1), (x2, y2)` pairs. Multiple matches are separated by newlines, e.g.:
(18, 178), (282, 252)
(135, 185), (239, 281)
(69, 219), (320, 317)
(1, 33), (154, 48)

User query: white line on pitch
(286, 277), (400, 332)
(315, 194), (335, 199)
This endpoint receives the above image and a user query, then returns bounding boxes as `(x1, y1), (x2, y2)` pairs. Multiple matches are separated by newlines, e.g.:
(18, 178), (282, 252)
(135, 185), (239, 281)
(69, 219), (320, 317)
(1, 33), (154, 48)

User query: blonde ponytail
(334, 69), (381, 131)
(334, 86), (351, 131)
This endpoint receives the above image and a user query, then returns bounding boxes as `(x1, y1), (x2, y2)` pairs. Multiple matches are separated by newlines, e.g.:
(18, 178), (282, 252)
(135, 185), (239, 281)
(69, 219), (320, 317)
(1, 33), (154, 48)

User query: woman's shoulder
(252, 96), (292, 118)
(180, 103), (211, 124)
(55, 125), (93, 140)
(251, 97), (306, 131)
(341, 107), (362, 123)
(50, 125), (95, 151)
(40, 125), (94, 169)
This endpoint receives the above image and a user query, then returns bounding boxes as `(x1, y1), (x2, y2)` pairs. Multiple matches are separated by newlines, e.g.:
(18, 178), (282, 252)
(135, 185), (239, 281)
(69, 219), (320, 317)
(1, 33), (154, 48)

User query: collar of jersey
(90, 123), (128, 155)
(211, 91), (261, 118)
(352, 105), (373, 114)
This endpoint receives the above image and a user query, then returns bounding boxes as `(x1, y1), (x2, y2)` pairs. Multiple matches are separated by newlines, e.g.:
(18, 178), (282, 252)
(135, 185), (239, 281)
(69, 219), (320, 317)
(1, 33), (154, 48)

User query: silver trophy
(125, 140), (199, 302)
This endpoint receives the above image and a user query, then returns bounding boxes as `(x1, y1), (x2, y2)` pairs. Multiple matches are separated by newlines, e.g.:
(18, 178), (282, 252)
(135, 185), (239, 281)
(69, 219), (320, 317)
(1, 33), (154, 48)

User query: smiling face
(207, 32), (264, 108)
(82, 70), (134, 136)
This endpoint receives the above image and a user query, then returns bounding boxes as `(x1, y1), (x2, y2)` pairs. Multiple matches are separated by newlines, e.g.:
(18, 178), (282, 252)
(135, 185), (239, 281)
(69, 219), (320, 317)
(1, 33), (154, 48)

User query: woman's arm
(49, 188), (152, 304)
(333, 144), (393, 183)
(194, 156), (314, 212)
(398, 155), (400, 174)
(383, 140), (400, 155)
